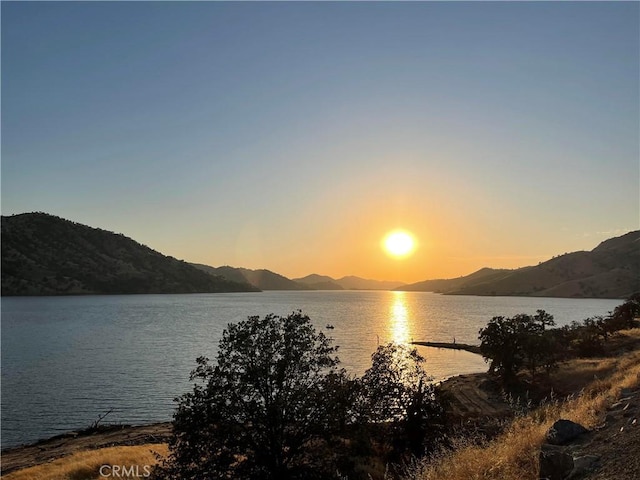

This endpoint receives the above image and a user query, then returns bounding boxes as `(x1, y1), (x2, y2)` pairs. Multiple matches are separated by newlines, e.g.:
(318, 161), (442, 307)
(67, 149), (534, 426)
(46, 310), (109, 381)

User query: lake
(0, 291), (622, 448)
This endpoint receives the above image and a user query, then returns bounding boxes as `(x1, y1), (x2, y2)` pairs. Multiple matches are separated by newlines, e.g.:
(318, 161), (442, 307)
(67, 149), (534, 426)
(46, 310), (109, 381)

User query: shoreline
(5, 329), (640, 476)
(411, 340), (482, 355)
(1, 423), (173, 475)
(0, 368), (499, 475)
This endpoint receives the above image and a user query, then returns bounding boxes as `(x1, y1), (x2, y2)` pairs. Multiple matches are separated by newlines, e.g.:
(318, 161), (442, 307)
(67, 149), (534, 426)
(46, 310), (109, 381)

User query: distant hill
(336, 276), (406, 290)
(398, 231), (640, 299)
(395, 267), (510, 293)
(294, 274), (405, 291)
(293, 274), (344, 290)
(1, 213), (259, 296)
(192, 264), (310, 291)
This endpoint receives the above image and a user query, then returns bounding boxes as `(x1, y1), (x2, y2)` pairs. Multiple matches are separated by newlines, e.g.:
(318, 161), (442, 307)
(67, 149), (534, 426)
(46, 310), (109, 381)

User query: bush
(609, 293), (640, 330)
(358, 343), (446, 458)
(154, 311), (348, 480)
(478, 310), (558, 383)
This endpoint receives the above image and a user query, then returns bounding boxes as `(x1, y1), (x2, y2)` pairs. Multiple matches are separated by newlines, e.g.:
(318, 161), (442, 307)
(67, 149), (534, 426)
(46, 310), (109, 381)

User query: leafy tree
(609, 293), (640, 330)
(568, 318), (605, 357)
(479, 311), (559, 382)
(479, 315), (529, 382)
(154, 311), (347, 480)
(358, 343), (445, 457)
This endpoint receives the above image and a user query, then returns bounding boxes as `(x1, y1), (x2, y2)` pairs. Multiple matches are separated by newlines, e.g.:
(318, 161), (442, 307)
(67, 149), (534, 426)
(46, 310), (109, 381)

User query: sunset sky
(2, 2), (638, 283)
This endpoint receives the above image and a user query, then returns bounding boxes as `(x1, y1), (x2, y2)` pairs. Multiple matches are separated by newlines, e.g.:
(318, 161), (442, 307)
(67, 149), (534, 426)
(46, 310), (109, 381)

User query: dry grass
(2, 444), (168, 480)
(406, 346), (640, 480)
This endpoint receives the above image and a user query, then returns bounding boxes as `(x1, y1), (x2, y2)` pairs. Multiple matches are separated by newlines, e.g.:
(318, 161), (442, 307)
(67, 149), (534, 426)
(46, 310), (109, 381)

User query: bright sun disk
(383, 230), (416, 258)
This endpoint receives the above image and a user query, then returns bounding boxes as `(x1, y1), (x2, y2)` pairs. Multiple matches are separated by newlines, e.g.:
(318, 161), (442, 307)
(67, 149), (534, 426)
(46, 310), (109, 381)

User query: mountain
(336, 276), (406, 290)
(399, 231), (640, 299)
(293, 274), (344, 290)
(192, 264), (310, 290)
(396, 268), (512, 293)
(294, 274), (405, 290)
(1, 213), (259, 296)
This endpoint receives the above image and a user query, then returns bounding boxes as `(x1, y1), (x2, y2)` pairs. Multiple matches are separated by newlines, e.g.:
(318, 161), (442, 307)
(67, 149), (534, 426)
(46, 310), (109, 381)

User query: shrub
(154, 311), (348, 480)
(358, 343), (445, 458)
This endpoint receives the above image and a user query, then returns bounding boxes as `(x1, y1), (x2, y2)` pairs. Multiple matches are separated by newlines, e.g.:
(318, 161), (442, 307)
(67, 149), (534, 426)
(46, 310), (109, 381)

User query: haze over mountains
(1, 212), (637, 298)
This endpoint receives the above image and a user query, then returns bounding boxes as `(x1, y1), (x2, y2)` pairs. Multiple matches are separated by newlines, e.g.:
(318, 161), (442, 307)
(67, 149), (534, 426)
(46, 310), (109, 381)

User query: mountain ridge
(191, 264), (310, 291)
(1, 213), (259, 296)
(3, 212), (637, 298)
(293, 274), (405, 291)
(397, 231), (640, 299)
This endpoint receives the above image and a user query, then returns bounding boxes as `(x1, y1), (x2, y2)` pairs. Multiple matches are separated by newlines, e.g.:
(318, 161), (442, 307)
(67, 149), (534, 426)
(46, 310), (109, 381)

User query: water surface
(1, 291), (621, 448)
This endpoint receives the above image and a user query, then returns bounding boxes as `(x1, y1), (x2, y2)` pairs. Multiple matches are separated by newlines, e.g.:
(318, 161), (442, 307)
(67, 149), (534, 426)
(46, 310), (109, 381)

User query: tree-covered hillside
(1, 213), (259, 296)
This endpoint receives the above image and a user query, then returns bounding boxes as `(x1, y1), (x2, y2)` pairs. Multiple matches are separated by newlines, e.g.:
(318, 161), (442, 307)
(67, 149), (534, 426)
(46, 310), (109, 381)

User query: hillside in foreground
(398, 231), (640, 299)
(1, 213), (258, 296)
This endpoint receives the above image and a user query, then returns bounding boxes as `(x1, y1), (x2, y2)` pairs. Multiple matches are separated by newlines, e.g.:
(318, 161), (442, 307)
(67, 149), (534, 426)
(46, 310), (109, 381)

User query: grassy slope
(2, 444), (168, 480)
(407, 329), (640, 480)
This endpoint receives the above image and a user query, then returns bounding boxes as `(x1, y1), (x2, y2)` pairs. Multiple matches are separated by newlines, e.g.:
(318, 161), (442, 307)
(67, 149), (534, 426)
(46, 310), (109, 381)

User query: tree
(479, 315), (529, 382)
(358, 343), (445, 457)
(479, 312), (559, 382)
(568, 318), (605, 357)
(609, 293), (640, 330)
(154, 311), (347, 480)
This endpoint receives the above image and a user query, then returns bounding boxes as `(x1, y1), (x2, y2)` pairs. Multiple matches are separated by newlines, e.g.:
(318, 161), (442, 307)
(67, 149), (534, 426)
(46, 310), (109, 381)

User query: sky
(2, 1), (638, 283)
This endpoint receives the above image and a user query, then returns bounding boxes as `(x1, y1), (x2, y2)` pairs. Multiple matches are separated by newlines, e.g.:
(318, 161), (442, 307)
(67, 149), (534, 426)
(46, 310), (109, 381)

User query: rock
(546, 420), (589, 446)
(539, 444), (574, 480)
(567, 455), (601, 479)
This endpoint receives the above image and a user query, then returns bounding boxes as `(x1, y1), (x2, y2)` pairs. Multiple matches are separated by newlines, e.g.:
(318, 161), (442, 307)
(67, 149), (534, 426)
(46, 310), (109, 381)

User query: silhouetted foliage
(154, 311), (347, 480)
(479, 310), (559, 382)
(358, 343), (445, 458)
(154, 315), (451, 479)
(479, 298), (640, 381)
(610, 292), (640, 330)
(568, 318), (605, 357)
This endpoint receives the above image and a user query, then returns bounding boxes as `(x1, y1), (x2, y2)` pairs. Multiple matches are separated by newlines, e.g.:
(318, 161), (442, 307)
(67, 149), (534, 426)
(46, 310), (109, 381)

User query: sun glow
(383, 230), (416, 258)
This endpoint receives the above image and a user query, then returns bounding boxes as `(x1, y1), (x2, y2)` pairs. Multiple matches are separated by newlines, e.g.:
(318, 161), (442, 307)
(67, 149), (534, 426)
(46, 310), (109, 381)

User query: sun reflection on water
(390, 291), (411, 344)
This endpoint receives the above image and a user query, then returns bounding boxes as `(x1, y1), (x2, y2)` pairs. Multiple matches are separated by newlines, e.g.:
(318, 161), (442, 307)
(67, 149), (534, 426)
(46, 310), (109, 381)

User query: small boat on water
(325, 324), (335, 329)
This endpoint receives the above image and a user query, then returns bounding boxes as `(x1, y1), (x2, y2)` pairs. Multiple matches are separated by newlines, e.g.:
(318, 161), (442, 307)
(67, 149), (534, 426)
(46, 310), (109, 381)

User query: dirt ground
(0, 423), (172, 475)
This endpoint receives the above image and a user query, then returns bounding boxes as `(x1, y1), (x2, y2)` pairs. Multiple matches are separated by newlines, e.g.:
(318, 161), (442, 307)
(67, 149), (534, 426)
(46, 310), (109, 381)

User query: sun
(382, 230), (416, 258)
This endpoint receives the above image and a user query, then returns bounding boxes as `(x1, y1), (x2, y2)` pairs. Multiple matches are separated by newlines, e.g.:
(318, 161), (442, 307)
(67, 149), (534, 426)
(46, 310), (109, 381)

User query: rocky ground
(575, 387), (639, 479)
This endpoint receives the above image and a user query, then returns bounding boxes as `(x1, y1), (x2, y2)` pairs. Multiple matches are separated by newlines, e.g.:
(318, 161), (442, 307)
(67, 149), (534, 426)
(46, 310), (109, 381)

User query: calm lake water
(1, 291), (622, 448)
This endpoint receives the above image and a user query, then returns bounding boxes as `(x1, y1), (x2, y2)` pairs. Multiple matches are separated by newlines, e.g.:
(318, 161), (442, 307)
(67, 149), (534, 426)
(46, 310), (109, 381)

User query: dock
(410, 341), (482, 355)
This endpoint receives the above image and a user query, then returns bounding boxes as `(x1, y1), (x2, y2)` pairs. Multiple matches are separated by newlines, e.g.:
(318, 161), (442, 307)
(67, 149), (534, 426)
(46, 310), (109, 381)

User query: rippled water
(1, 291), (621, 448)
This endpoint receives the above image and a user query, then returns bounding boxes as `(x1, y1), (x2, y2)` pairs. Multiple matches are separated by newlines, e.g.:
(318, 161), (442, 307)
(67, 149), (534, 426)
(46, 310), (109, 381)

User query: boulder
(567, 455), (600, 479)
(539, 444), (574, 480)
(546, 419), (589, 445)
